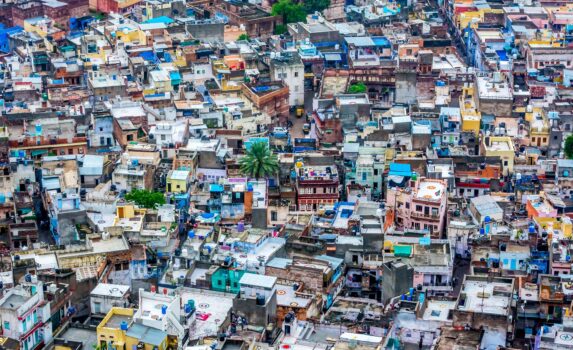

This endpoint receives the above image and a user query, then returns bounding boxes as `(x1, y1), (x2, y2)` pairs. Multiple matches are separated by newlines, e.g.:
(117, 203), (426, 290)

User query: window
(416, 205), (423, 212)
(294, 72), (299, 78)
(271, 211), (278, 221)
(3, 321), (9, 330)
(504, 160), (508, 166)
(405, 202), (410, 209)
(161, 135), (166, 141)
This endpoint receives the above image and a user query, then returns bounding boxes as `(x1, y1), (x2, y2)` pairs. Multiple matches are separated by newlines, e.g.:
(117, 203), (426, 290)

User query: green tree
(348, 82), (367, 94)
(238, 33), (250, 41)
(565, 135), (573, 159)
(302, 0), (331, 13)
(239, 142), (279, 179)
(274, 24), (288, 35)
(272, 0), (307, 24)
(125, 189), (166, 208)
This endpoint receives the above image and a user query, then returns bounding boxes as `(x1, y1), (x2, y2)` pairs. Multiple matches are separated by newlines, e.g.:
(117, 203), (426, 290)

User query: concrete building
(112, 162), (153, 192)
(0, 278), (53, 350)
(269, 53), (304, 107)
(265, 255), (344, 309)
(233, 273), (277, 327)
(88, 72), (127, 100)
(166, 170), (191, 194)
(242, 81), (289, 126)
(475, 74), (513, 118)
(295, 164), (340, 211)
(382, 259), (413, 304)
(481, 136), (515, 176)
(386, 178), (448, 238)
(453, 276), (514, 349)
(90, 283), (130, 316)
(210, 0), (280, 39)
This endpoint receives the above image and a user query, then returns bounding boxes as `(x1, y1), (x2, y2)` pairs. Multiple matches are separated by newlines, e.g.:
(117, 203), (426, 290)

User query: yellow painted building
(481, 136), (515, 176)
(460, 85), (481, 136)
(115, 27), (147, 44)
(97, 308), (168, 350)
(526, 107), (550, 147)
(148, 69), (174, 94)
(534, 216), (573, 240)
(97, 308), (134, 349)
(116, 203), (146, 221)
(457, 9), (504, 30)
(166, 169), (191, 193)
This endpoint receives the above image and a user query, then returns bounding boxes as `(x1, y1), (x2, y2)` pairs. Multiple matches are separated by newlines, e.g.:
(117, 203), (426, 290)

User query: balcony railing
(410, 211), (441, 220)
(9, 137), (87, 148)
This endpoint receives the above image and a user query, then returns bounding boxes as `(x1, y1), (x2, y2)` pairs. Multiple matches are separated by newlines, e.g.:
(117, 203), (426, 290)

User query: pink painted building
(386, 178), (448, 238)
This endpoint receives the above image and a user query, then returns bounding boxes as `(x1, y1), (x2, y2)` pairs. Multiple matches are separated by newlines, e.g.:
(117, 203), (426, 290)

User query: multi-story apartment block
(387, 177), (448, 237)
(0, 278), (52, 350)
(295, 164), (339, 211)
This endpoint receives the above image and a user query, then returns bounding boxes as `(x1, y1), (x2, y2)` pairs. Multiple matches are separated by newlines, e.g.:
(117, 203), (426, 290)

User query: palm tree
(239, 141), (279, 179)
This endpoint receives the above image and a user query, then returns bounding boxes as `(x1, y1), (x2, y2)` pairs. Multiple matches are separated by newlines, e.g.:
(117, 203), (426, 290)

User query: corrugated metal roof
(345, 36), (375, 47)
(239, 273), (277, 289)
(126, 323), (167, 346)
(316, 255), (343, 269)
(80, 155), (104, 176)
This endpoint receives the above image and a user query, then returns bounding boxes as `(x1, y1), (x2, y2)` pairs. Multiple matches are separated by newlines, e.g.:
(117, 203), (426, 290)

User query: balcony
(9, 137), (87, 148)
(410, 211), (441, 221)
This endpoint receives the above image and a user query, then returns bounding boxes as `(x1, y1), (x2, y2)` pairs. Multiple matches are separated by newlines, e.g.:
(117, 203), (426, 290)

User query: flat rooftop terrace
(422, 300), (455, 321)
(457, 279), (511, 316)
(103, 313), (132, 329)
(276, 284), (312, 308)
(59, 327), (98, 350)
(180, 289), (235, 339)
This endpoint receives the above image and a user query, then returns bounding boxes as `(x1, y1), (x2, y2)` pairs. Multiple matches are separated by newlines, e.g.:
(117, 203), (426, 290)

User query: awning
(394, 245), (412, 257)
(324, 53), (342, 61)
(31, 150), (47, 157)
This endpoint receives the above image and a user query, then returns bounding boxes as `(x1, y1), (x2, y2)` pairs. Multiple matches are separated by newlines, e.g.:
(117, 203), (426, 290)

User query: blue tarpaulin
(389, 163), (412, 177)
